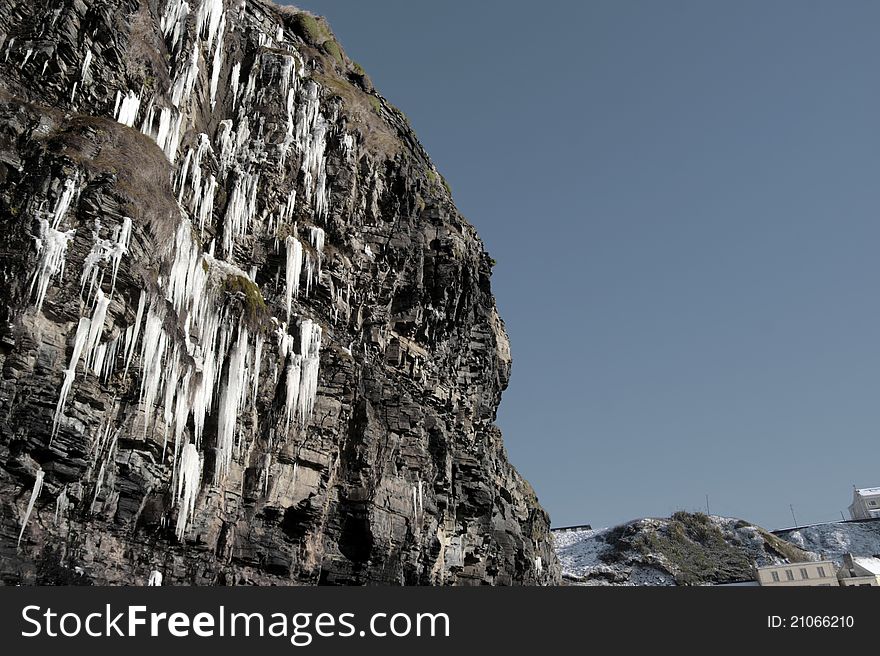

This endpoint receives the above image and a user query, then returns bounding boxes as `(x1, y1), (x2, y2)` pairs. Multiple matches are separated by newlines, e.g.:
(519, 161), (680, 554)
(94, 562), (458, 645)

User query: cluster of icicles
(33, 204), (324, 541)
(18, 0), (356, 547)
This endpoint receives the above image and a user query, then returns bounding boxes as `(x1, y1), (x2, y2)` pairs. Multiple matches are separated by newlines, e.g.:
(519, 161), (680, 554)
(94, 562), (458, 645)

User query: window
(771, 571), (780, 582)
(869, 501), (877, 506)
(786, 570), (795, 581)
(800, 568), (809, 580)
(817, 567), (826, 577)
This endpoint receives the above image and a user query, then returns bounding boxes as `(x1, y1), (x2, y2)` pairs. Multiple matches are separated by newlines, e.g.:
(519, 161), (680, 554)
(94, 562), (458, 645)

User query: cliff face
(0, 0), (559, 585)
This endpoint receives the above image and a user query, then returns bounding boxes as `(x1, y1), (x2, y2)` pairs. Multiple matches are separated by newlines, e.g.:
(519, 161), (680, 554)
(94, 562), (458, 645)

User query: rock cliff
(0, 0), (559, 585)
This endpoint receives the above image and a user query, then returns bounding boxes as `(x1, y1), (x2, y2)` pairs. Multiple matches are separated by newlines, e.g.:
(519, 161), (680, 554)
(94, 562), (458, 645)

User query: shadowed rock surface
(0, 0), (559, 585)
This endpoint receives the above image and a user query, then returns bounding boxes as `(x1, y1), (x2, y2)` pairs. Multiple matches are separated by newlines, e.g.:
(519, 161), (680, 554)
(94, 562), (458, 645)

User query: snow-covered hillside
(554, 513), (812, 586)
(776, 521), (880, 562)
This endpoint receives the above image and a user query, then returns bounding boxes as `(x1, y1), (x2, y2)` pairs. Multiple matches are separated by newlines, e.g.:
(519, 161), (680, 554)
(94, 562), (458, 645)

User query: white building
(838, 555), (880, 587)
(848, 487), (880, 520)
(755, 561), (838, 587)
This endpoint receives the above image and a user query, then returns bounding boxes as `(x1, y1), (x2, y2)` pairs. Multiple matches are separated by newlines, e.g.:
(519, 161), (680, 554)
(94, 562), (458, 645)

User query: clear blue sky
(292, 0), (880, 531)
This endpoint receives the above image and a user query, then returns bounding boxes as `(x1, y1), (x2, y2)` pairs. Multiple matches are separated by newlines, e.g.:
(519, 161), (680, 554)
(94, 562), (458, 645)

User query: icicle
(171, 42), (199, 107)
(215, 324), (249, 479)
(17, 469), (44, 546)
(51, 176), (78, 228)
(197, 175), (216, 234)
(160, 0), (190, 54)
(147, 570), (163, 586)
(54, 485), (69, 525)
(284, 353), (301, 433)
(342, 133), (355, 159)
(109, 216), (132, 294)
(309, 226), (325, 276)
(80, 48), (92, 83)
(83, 290), (110, 371)
(230, 61), (241, 109)
(139, 304), (168, 437)
(296, 319), (322, 424)
(52, 317), (91, 439)
(535, 557), (543, 573)
(31, 219), (76, 311)
(196, 0), (225, 51)
(222, 171), (259, 257)
(209, 13), (226, 108)
(284, 235), (302, 322)
(252, 333), (263, 408)
(114, 90), (141, 127)
(175, 442), (202, 540)
(123, 290), (146, 377)
(304, 253), (314, 296)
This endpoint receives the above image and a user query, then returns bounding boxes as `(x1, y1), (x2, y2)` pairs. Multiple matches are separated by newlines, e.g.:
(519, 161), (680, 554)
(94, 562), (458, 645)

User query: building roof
(855, 487), (880, 497)
(852, 557), (880, 576)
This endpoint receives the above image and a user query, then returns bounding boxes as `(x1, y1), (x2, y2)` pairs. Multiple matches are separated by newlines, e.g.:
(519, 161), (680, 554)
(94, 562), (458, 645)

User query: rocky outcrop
(555, 512), (811, 586)
(0, 0), (559, 585)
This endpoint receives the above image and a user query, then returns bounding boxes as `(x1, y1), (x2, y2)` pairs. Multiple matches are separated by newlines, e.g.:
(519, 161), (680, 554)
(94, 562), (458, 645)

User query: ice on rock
(215, 324), (249, 479)
(285, 234), (302, 322)
(284, 352), (301, 433)
(222, 170), (259, 257)
(114, 90), (141, 127)
(123, 290), (146, 377)
(295, 82), (330, 220)
(142, 104), (183, 162)
(175, 442), (202, 541)
(209, 12), (226, 108)
(160, 0), (190, 55)
(31, 219), (76, 312)
(197, 175), (216, 234)
(296, 318), (321, 423)
(17, 468), (44, 546)
(52, 317), (91, 439)
(230, 61), (241, 108)
(83, 290), (111, 372)
(147, 570), (163, 586)
(54, 486), (69, 525)
(81, 216), (131, 300)
(80, 48), (92, 83)
(309, 226), (324, 275)
(171, 42), (199, 107)
(197, 0), (225, 51)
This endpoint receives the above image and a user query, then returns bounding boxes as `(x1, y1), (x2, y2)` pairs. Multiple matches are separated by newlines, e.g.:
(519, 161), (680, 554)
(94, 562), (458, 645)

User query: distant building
(848, 487), (880, 520)
(756, 561), (838, 587)
(838, 554), (880, 587)
(551, 524), (593, 533)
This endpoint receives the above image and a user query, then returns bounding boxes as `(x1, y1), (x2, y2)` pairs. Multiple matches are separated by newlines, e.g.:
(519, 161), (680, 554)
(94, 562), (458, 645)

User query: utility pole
(790, 504), (798, 528)
(705, 494), (710, 516)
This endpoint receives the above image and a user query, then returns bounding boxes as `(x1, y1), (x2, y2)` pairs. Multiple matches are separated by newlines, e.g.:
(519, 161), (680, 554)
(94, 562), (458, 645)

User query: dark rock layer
(0, 0), (559, 585)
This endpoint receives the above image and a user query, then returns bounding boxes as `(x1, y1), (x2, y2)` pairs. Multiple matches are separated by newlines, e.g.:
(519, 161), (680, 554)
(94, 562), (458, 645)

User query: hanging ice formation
(31, 219), (75, 312)
(30, 176), (79, 312)
(35, 0), (347, 543)
(285, 233), (302, 322)
(81, 216), (132, 299)
(309, 226), (324, 276)
(17, 468), (44, 546)
(175, 442), (202, 540)
(147, 570), (163, 586)
(54, 486), (69, 525)
(114, 90), (141, 127)
(160, 0), (189, 55)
